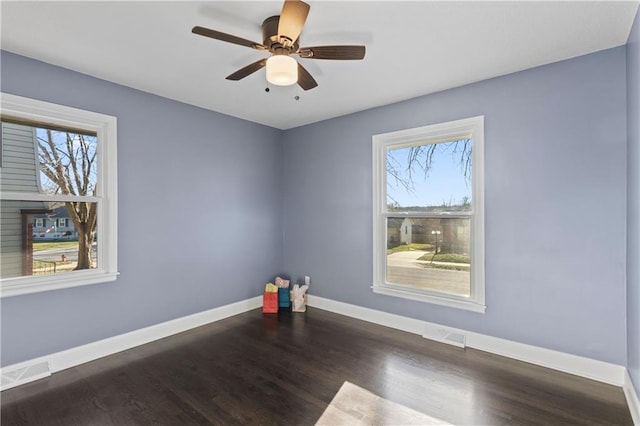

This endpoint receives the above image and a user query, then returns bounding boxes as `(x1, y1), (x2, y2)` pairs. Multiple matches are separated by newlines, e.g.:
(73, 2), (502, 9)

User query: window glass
(1, 121), (100, 279)
(387, 139), (472, 212)
(1, 200), (98, 279)
(1, 93), (118, 297)
(36, 128), (98, 196)
(386, 216), (470, 297)
(372, 116), (484, 312)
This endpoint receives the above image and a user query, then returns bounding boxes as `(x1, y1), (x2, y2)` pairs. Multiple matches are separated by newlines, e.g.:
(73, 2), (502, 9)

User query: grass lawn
(416, 252), (471, 271)
(422, 263), (470, 272)
(417, 253), (470, 263)
(387, 243), (434, 254)
(33, 260), (77, 275)
(32, 241), (78, 251)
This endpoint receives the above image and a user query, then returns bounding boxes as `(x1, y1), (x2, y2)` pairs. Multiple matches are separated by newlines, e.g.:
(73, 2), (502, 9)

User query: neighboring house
(32, 206), (78, 240)
(387, 218), (424, 246)
(400, 217), (414, 245)
(0, 121), (50, 277)
(387, 218), (423, 245)
(386, 218), (404, 246)
(386, 216), (469, 254)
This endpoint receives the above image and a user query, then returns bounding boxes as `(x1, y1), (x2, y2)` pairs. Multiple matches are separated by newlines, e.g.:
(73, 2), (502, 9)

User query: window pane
(0, 200), (98, 279)
(1, 94), (117, 297)
(386, 217), (470, 297)
(35, 128), (98, 196)
(386, 138), (472, 212)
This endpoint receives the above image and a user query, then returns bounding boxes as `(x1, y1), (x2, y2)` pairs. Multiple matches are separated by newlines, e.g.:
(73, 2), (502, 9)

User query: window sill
(373, 285), (486, 313)
(1, 271), (119, 298)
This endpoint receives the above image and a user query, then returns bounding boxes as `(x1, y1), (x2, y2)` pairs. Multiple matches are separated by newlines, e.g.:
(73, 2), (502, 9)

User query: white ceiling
(1, 1), (638, 130)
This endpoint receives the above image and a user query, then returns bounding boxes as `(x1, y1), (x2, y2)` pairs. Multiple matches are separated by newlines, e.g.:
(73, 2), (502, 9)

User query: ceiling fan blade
(298, 45), (366, 60)
(226, 58), (268, 81)
(192, 26), (266, 50)
(278, 0), (310, 45)
(297, 62), (317, 91)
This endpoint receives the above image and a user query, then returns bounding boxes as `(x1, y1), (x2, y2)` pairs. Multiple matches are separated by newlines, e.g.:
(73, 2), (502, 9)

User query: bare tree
(37, 129), (97, 270)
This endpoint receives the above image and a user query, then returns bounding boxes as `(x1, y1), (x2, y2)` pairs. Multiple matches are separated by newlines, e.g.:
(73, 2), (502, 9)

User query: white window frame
(372, 116), (485, 313)
(1, 93), (118, 297)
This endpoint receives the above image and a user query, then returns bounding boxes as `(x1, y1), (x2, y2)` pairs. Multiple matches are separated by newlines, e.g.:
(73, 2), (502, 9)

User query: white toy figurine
(291, 284), (309, 312)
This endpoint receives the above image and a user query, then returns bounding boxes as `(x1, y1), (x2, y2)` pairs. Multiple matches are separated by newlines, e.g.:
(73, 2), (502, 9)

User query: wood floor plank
(1, 307), (633, 425)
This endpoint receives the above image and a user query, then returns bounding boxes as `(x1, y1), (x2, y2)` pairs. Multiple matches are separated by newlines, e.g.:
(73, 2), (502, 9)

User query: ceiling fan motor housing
(262, 16), (299, 53)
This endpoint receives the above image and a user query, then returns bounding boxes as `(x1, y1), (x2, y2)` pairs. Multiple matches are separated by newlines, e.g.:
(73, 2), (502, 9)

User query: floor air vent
(1, 361), (51, 391)
(423, 327), (466, 348)
(440, 330), (466, 348)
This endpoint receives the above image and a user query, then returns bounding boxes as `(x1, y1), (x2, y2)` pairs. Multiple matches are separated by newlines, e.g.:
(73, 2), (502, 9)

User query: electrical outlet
(304, 276), (310, 286)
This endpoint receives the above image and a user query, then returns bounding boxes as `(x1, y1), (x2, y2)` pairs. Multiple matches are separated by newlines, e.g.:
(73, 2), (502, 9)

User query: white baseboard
(624, 370), (640, 425)
(306, 295), (626, 386)
(1, 296), (262, 391)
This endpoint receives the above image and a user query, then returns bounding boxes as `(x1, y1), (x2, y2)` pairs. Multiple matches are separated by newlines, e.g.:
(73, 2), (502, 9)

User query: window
(372, 116), (485, 312)
(1, 93), (118, 297)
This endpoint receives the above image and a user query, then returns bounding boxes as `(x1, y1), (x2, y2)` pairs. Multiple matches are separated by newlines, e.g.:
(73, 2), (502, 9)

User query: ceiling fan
(192, 0), (366, 90)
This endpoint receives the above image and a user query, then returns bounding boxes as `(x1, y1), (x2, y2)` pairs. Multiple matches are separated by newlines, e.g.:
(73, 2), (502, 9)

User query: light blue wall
(627, 8), (640, 397)
(282, 47), (628, 365)
(0, 51), (284, 366)
(1, 45), (632, 370)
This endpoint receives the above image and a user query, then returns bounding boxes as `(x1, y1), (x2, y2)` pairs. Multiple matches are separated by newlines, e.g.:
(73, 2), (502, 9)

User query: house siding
(0, 122), (46, 278)
(0, 200), (49, 278)
(1, 122), (41, 193)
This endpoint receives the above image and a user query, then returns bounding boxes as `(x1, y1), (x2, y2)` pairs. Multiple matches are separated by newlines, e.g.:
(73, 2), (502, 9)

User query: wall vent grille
(1, 361), (50, 391)
(423, 327), (467, 348)
(441, 330), (466, 348)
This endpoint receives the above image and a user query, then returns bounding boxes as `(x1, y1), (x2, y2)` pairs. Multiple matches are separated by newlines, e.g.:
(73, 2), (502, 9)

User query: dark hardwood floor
(1, 307), (633, 425)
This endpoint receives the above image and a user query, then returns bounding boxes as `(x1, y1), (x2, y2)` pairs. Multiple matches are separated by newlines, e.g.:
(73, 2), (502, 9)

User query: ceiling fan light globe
(266, 55), (298, 86)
